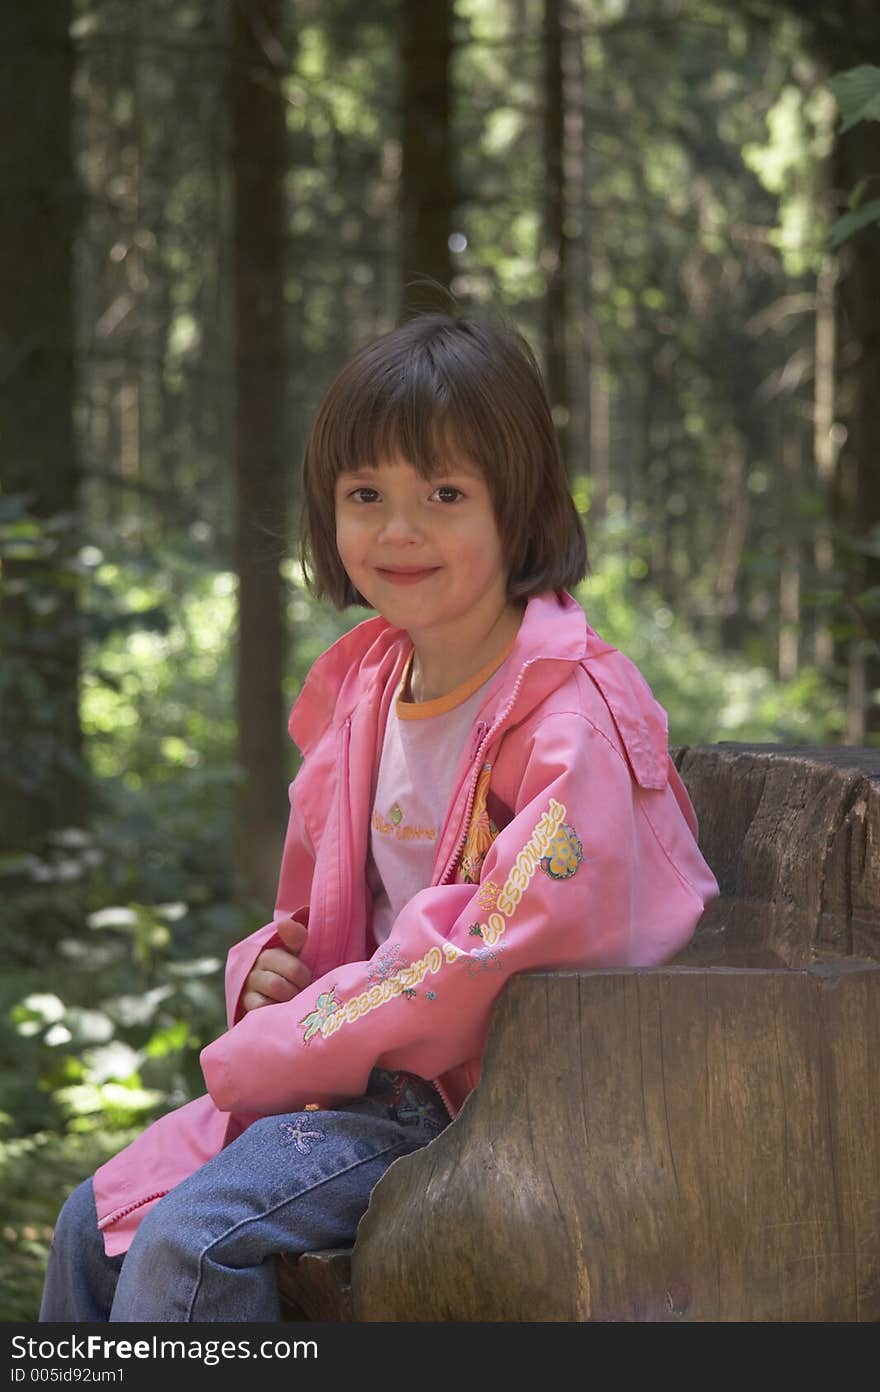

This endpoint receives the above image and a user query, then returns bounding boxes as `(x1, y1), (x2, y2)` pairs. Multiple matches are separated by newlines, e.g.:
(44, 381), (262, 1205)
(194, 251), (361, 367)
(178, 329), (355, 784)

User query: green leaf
(855, 586), (880, 614)
(831, 199), (880, 248)
(849, 177), (869, 211)
(145, 1020), (191, 1059)
(829, 65), (880, 132)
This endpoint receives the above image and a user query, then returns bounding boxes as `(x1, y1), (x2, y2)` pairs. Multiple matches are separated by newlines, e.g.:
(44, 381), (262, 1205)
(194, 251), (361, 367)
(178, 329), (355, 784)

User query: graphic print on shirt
(372, 801), (437, 842)
(456, 763), (500, 884)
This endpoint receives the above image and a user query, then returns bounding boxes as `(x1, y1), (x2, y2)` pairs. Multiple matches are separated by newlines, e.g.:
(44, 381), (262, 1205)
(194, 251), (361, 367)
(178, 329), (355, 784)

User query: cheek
(478, 533), (509, 593)
(334, 517), (360, 568)
(460, 521), (505, 573)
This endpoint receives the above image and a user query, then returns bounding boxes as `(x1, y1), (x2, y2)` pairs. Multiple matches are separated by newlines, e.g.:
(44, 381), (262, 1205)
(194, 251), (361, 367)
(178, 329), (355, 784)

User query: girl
(40, 313), (718, 1322)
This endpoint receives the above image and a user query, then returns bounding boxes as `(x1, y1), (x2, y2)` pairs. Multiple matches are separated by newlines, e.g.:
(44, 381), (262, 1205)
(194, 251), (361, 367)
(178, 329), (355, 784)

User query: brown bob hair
(300, 313), (587, 608)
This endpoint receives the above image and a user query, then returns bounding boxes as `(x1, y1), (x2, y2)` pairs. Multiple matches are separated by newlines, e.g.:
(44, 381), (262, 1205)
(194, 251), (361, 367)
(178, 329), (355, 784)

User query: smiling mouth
(375, 566), (440, 585)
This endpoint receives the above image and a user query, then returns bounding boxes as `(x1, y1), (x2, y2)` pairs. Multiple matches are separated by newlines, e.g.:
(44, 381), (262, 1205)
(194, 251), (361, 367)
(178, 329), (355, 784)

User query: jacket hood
(289, 589), (668, 790)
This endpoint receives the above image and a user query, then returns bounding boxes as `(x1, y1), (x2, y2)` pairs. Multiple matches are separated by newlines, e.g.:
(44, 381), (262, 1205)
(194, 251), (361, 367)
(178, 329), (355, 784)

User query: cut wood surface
(352, 963), (880, 1322)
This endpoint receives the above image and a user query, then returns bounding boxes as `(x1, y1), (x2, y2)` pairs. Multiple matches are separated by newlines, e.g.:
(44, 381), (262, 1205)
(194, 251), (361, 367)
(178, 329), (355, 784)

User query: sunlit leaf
(145, 1020), (191, 1058)
(87, 906), (139, 931)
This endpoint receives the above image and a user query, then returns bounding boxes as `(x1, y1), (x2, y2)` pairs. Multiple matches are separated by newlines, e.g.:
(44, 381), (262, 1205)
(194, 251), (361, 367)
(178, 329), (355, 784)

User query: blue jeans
(39, 1070), (448, 1322)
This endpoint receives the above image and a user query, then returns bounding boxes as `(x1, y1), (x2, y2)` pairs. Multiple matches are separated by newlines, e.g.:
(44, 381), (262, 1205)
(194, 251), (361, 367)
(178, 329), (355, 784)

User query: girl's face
(334, 454), (511, 647)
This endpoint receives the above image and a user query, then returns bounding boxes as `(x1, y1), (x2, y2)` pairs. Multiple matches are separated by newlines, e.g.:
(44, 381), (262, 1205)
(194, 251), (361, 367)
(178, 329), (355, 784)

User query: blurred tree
(541, 0), (572, 473)
(0, 1), (88, 854)
(757, 0), (880, 736)
(400, 0), (454, 312)
(815, 10), (880, 740)
(229, 0), (291, 907)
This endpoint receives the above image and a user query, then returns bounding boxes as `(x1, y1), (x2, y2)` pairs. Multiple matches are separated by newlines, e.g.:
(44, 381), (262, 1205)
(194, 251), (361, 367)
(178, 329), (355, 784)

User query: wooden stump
(673, 743), (880, 966)
(352, 963), (880, 1322)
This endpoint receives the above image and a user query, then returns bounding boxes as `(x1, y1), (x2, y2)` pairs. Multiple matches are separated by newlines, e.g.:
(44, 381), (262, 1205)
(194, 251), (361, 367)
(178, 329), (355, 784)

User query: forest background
(1, 0), (879, 1320)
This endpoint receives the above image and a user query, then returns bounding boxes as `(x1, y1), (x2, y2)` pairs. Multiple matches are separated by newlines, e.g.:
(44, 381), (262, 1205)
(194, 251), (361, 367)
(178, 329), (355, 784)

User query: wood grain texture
(277, 1250), (352, 1322)
(672, 744), (880, 966)
(352, 965), (880, 1321)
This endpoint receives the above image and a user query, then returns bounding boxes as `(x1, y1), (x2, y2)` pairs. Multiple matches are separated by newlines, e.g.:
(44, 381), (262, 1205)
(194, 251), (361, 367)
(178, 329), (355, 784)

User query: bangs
(318, 353), (489, 482)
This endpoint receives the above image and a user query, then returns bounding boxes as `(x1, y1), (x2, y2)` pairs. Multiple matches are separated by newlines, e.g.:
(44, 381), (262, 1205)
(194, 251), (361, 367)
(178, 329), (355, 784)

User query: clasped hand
(242, 915), (312, 1014)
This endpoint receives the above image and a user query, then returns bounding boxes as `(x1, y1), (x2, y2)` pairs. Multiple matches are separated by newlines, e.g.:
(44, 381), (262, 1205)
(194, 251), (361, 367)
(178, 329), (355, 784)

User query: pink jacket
(94, 589), (718, 1254)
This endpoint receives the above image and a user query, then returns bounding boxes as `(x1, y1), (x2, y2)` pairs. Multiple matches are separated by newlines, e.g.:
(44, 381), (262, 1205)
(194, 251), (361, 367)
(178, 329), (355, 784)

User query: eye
(346, 486), (380, 504)
(430, 485), (465, 504)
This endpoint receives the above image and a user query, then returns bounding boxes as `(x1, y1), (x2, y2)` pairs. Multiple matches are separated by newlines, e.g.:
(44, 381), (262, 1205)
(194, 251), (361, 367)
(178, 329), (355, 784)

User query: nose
(378, 503), (423, 545)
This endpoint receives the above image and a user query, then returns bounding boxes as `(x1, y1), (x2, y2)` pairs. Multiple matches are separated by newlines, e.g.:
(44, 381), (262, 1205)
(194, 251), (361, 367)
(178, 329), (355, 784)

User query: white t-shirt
(367, 642), (513, 946)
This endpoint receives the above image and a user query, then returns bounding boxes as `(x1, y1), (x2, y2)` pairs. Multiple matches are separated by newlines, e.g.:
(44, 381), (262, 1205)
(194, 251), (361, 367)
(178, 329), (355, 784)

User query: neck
(408, 602), (524, 703)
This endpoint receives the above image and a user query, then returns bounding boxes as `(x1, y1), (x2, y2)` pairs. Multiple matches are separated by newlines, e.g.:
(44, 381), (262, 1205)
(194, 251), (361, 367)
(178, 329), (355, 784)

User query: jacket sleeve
(202, 711), (717, 1116)
(223, 779), (315, 1029)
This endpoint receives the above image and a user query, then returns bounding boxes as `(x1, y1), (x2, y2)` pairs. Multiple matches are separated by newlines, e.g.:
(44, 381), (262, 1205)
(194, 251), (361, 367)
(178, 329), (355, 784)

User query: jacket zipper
(97, 1190), (169, 1230)
(437, 665), (531, 887)
(334, 717), (353, 966)
(429, 665), (533, 1114)
(432, 1075), (457, 1119)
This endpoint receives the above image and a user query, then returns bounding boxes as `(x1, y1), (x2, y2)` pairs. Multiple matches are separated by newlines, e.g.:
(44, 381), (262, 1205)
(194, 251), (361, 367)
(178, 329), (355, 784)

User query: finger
(242, 988), (272, 1014)
(258, 949), (310, 984)
(274, 916), (308, 953)
(250, 970), (299, 1004)
(288, 959), (312, 990)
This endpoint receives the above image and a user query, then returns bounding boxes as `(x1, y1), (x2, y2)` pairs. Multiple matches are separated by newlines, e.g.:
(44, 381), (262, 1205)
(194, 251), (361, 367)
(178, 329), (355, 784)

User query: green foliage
(578, 536), (843, 748)
(0, 496), (90, 820)
(0, 544), (356, 1146)
(829, 65), (880, 246)
(0, 1128), (137, 1321)
(1, 849), (235, 1142)
(2, 546), (246, 1144)
(831, 198), (880, 248)
(829, 64), (880, 133)
(742, 77), (835, 275)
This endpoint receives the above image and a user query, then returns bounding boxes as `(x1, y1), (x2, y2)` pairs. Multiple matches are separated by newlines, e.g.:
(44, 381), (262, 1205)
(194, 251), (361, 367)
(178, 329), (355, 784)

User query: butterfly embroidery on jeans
(279, 1119), (325, 1155)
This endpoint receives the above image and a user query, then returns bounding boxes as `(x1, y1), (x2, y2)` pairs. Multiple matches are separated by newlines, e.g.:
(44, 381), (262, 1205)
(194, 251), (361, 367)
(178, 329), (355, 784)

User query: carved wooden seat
(278, 743), (880, 1322)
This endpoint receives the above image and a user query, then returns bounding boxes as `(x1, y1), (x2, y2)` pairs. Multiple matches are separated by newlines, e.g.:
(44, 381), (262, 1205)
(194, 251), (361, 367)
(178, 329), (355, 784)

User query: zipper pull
(470, 720), (489, 762)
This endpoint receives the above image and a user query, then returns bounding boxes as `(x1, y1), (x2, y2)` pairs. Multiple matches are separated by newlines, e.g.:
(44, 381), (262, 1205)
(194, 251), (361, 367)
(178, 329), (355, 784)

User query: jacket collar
(289, 591), (586, 754)
(289, 589), (668, 789)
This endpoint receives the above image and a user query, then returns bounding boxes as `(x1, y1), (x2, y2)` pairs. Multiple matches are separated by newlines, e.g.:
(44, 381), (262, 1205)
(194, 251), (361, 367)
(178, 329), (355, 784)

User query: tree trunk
(716, 430), (751, 652)
(229, 0), (290, 909)
(399, 0), (453, 316)
(778, 425), (802, 682)
(797, 1), (880, 736)
(571, 21), (596, 498)
(832, 111), (880, 739)
(0, 0), (86, 854)
(812, 255), (837, 671)
(541, 0), (571, 474)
